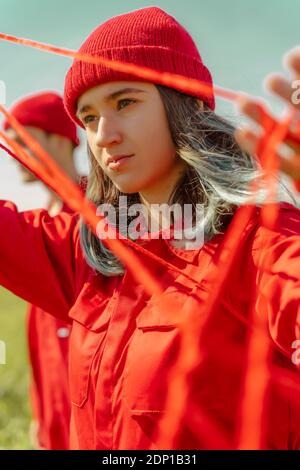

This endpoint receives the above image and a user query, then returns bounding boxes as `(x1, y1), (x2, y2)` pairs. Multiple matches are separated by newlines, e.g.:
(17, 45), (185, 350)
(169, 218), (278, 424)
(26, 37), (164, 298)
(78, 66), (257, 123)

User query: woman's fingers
(264, 48), (300, 109)
(237, 97), (275, 131)
(238, 99), (262, 123)
(265, 74), (300, 109)
(237, 95), (300, 159)
(235, 127), (300, 181)
(236, 47), (300, 185)
(279, 151), (300, 180)
(284, 47), (300, 75)
(234, 128), (259, 156)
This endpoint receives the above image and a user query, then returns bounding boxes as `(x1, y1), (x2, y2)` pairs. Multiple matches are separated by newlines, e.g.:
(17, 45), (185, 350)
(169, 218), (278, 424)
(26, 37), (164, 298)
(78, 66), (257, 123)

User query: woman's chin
(113, 179), (143, 195)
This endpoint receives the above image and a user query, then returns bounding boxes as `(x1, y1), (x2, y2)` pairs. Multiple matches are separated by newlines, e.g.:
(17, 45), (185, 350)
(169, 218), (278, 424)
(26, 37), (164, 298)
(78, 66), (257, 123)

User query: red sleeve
(253, 203), (300, 363)
(0, 200), (82, 322)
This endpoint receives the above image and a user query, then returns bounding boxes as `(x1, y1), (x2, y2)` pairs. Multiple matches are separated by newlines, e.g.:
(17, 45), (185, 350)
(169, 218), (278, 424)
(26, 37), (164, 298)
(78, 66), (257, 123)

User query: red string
(0, 113), (164, 296)
(0, 31), (299, 192)
(257, 107), (296, 228)
(0, 105), (242, 293)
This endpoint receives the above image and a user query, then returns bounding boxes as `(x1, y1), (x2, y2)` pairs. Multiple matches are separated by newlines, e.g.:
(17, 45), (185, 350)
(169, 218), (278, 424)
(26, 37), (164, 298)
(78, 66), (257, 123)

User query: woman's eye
(82, 115), (97, 125)
(117, 98), (135, 111)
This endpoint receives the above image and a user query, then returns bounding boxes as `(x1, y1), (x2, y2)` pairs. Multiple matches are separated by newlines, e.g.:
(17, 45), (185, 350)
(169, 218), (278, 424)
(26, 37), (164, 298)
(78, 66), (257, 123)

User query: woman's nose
(95, 115), (122, 148)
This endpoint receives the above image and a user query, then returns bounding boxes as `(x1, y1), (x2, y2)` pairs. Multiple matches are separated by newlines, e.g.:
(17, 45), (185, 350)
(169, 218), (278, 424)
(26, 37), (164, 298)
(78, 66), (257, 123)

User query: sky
(0, 0), (299, 210)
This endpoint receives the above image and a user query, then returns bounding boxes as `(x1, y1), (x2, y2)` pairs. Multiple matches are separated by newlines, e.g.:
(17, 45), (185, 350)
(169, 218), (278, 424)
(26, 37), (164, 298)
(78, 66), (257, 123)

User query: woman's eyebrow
(77, 88), (146, 117)
(76, 105), (93, 118)
(105, 87), (146, 102)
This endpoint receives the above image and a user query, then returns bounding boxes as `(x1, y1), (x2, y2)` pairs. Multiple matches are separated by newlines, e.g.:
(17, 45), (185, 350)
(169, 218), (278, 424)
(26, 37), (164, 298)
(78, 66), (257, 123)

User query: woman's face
(77, 81), (185, 198)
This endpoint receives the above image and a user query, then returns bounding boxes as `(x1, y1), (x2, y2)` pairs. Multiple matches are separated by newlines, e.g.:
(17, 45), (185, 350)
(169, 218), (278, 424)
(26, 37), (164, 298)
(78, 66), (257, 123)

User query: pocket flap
(68, 281), (111, 332)
(136, 288), (201, 329)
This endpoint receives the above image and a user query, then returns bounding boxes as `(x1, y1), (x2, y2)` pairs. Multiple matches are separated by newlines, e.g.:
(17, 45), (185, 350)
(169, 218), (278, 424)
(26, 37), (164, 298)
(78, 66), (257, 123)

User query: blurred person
(3, 91), (80, 449)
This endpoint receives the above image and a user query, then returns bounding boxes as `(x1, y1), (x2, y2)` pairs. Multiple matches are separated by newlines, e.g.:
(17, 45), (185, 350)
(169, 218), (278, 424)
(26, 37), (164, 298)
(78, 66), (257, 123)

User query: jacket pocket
(123, 287), (200, 414)
(68, 281), (113, 407)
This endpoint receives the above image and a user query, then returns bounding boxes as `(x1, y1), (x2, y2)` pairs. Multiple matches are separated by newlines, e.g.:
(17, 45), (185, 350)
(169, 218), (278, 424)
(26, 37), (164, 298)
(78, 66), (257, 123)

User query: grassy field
(0, 287), (32, 449)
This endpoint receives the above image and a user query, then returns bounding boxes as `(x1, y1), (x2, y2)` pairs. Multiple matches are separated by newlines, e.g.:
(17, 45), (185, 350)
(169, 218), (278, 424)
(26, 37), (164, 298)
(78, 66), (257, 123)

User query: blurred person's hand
(235, 47), (300, 183)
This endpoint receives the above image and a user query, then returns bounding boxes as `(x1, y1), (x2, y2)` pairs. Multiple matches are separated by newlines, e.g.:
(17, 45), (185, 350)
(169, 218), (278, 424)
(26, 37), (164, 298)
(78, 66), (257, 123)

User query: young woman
(1, 7), (299, 449)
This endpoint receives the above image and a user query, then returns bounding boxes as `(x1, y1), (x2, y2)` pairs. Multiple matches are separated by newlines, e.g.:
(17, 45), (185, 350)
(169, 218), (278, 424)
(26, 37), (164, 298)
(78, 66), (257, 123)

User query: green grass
(0, 287), (32, 449)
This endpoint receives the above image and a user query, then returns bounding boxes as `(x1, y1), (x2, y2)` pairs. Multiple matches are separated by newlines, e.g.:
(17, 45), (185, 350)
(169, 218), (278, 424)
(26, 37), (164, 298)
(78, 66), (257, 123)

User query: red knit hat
(4, 91), (79, 147)
(64, 6), (215, 127)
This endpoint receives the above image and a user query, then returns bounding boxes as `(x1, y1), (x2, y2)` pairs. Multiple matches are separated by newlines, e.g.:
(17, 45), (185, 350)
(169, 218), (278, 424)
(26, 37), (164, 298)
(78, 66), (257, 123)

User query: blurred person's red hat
(4, 91), (79, 147)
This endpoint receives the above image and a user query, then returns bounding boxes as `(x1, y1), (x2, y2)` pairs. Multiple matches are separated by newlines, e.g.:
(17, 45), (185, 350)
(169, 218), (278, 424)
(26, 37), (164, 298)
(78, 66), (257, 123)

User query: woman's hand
(235, 47), (300, 183)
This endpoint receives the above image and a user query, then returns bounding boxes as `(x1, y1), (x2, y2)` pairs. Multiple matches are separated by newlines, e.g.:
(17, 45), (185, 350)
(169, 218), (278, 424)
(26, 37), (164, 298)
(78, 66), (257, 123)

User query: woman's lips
(107, 154), (134, 170)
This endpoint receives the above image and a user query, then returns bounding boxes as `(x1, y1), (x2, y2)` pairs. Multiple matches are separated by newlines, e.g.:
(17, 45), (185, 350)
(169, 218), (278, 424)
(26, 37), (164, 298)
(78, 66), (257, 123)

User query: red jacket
(0, 200), (299, 449)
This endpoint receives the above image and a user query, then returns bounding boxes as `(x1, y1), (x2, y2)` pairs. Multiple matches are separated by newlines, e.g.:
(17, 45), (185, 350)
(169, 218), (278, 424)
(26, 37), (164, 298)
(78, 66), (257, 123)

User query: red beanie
(64, 6), (215, 127)
(4, 91), (79, 147)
